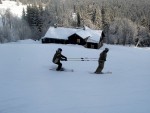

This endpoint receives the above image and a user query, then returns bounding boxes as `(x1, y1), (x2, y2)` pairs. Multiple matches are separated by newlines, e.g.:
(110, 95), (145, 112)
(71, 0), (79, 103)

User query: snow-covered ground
(0, 40), (150, 113)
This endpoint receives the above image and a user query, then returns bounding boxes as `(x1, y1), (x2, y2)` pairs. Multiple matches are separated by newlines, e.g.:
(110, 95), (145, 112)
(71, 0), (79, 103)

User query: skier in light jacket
(52, 48), (67, 71)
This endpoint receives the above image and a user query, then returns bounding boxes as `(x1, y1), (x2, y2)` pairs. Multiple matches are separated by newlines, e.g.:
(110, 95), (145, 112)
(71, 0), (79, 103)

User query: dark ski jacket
(99, 50), (107, 62)
(52, 51), (67, 64)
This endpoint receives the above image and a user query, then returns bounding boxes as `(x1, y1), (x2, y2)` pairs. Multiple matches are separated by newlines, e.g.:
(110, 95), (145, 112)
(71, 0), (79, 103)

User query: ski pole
(83, 57), (98, 59)
(67, 57), (98, 60)
(63, 59), (98, 61)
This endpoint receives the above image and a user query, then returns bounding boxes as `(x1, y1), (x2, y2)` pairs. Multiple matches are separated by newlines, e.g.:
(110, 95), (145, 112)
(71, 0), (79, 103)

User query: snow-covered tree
(25, 4), (45, 40)
(108, 18), (137, 45)
(0, 8), (32, 43)
(136, 26), (150, 47)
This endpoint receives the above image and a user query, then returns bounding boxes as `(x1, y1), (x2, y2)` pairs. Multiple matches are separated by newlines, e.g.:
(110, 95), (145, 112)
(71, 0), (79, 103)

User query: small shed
(85, 37), (99, 49)
(83, 27), (102, 49)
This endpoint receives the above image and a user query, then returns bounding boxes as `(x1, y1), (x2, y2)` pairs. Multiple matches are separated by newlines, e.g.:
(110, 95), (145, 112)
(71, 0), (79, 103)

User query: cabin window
(77, 39), (80, 43)
(91, 44), (95, 48)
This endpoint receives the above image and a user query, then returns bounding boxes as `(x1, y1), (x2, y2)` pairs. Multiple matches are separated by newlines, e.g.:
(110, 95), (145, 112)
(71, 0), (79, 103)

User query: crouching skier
(52, 48), (67, 71)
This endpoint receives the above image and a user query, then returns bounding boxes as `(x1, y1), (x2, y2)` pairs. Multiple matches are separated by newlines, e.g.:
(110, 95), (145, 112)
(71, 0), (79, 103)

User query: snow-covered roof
(76, 28), (102, 42)
(75, 30), (92, 39)
(43, 26), (102, 42)
(43, 27), (79, 40)
(86, 37), (99, 43)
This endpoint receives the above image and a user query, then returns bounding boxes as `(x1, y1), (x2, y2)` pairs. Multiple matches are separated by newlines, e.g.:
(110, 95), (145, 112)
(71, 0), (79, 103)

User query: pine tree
(26, 5), (32, 27)
(37, 3), (44, 33)
(25, 4), (45, 40)
(101, 2), (109, 43)
(101, 3), (106, 30)
(91, 9), (96, 24)
(22, 8), (26, 21)
(77, 12), (81, 27)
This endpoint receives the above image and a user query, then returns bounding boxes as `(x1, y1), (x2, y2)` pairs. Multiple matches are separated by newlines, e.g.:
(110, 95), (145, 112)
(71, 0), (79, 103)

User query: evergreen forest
(0, 0), (150, 47)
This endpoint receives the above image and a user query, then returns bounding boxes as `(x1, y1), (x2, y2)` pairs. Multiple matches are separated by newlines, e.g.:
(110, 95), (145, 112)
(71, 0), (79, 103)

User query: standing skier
(52, 48), (67, 71)
(95, 48), (109, 74)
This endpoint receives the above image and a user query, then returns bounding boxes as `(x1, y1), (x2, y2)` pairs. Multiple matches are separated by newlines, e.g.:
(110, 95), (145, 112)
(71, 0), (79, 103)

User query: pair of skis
(49, 68), (74, 72)
(90, 71), (112, 74)
(49, 68), (112, 74)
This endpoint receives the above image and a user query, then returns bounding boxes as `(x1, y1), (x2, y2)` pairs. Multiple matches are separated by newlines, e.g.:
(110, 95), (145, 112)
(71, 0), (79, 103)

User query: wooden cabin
(41, 26), (103, 49)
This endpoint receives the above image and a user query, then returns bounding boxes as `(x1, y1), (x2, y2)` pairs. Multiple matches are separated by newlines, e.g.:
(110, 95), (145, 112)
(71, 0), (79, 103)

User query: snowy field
(0, 40), (150, 113)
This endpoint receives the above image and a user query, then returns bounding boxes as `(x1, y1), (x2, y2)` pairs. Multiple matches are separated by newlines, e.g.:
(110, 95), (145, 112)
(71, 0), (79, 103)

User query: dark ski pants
(56, 62), (62, 71)
(95, 61), (104, 74)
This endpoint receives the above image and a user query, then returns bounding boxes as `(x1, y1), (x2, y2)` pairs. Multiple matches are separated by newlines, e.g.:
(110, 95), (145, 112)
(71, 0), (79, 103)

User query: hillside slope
(0, 42), (150, 113)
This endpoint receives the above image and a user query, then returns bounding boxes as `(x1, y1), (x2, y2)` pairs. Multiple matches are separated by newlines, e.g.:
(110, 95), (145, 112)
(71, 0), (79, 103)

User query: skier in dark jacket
(95, 48), (109, 74)
(52, 48), (67, 71)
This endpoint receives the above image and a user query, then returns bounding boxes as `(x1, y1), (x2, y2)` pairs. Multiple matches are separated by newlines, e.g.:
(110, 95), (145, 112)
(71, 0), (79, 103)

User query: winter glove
(65, 58), (67, 61)
(61, 58), (67, 61)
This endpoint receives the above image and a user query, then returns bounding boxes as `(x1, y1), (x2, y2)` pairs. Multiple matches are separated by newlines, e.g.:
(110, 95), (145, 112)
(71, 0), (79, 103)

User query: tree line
(0, 0), (150, 47)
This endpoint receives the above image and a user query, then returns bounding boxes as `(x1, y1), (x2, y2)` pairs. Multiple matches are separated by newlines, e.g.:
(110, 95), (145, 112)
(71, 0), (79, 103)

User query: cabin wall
(85, 43), (99, 49)
(68, 34), (86, 45)
(42, 38), (67, 44)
